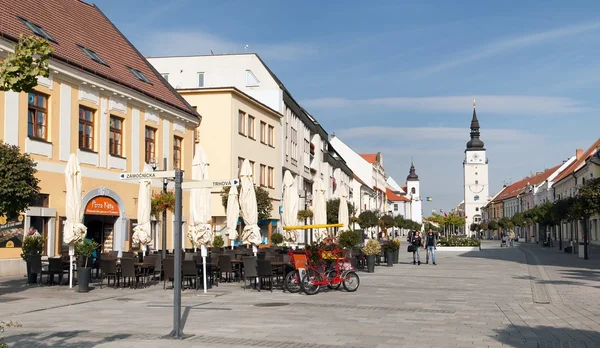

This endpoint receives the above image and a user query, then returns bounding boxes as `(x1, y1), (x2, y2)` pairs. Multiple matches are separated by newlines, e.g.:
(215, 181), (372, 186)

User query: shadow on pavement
(5, 331), (130, 348)
(493, 324), (600, 347)
(0, 277), (36, 297)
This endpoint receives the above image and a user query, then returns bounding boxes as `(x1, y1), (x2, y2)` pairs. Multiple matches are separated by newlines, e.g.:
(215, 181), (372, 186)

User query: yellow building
(0, 0), (200, 275)
(178, 87), (282, 245)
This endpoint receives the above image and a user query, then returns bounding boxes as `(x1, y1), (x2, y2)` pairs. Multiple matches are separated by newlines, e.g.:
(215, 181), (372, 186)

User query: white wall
(330, 137), (373, 187)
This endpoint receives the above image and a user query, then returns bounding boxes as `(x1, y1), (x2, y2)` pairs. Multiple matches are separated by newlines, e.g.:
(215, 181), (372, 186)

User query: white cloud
(140, 31), (317, 62)
(303, 95), (588, 115)
(419, 21), (600, 75)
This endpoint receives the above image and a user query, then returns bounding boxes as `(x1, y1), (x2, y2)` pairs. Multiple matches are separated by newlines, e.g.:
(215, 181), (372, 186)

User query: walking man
(426, 228), (437, 265)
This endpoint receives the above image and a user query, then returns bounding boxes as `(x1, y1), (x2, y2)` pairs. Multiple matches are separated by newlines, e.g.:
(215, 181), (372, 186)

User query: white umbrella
(282, 170), (299, 243)
(132, 164), (153, 256)
(313, 177), (327, 242)
(64, 153), (87, 288)
(188, 143), (212, 292)
(338, 186), (349, 233)
(239, 159), (261, 255)
(225, 185), (240, 249)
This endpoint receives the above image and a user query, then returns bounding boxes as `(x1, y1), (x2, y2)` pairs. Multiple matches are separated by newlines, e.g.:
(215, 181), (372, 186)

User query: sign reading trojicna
(119, 170), (176, 180)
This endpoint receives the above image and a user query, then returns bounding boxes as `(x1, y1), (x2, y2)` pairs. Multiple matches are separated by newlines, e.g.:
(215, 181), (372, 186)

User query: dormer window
(18, 17), (56, 43)
(128, 67), (151, 84)
(78, 45), (109, 66)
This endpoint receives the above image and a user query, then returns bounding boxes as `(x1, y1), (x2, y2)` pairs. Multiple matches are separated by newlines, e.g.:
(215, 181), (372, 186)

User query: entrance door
(86, 220), (103, 247)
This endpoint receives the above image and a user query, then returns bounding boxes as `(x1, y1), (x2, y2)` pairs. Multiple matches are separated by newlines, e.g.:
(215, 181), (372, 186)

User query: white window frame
(197, 72), (205, 87)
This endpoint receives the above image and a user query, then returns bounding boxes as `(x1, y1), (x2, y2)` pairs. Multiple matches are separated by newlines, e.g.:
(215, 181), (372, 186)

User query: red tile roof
(387, 188), (410, 202)
(0, 0), (197, 117)
(360, 154), (377, 164)
(401, 186), (407, 193)
(493, 164), (562, 202)
(554, 138), (600, 183)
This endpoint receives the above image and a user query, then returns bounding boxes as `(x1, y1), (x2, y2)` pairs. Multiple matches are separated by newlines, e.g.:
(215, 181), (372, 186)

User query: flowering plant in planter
(151, 191), (175, 218)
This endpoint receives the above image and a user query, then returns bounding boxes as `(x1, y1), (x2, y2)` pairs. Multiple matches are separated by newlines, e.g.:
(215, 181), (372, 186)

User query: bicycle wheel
(284, 270), (301, 293)
(342, 271), (360, 292)
(326, 269), (341, 290)
(301, 269), (321, 295)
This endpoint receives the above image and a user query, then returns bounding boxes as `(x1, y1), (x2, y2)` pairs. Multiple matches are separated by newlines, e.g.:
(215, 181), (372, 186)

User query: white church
(463, 102), (489, 236)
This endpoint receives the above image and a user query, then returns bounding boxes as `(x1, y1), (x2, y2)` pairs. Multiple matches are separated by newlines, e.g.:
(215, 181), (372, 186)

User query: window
(246, 70), (260, 86)
(260, 164), (266, 186)
(268, 167), (274, 188)
(237, 157), (244, 176)
(238, 111), (246, 135)
(19, 17), (56, 42)
(248, 115), (255, 139)
(109, 116), (123, 157)
(145, 127), (156, 163)
(268, 125), (275, 147)
(260, 121), (267, 144)
(78, 45), (108, 66)
(411, 187), (416, 194)
(249, 160), (255, 183)
(78, 106), (95, 150)
(475, 180), (479, 185)
(33, 193), (49, 208)
(128, 67), (151, 84)
(173, 136), (183, 169)
(28, 91), (48, 140)
(394, 204), (398, 211)
(161, 73), (169, 82)
(197, 72), (205, 87)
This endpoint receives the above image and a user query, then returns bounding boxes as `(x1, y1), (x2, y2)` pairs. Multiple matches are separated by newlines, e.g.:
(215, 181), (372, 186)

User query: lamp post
(149, 157), (169, 259)
(299, 189), (312, 247)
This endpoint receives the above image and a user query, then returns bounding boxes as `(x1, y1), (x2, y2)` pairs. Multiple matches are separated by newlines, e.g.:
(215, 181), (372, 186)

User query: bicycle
(300, 248), (360, 295)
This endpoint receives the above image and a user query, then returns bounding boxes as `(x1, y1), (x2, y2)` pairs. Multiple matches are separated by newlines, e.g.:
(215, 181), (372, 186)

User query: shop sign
(0, 214), (24, 248)
(85, 196), (120, 216)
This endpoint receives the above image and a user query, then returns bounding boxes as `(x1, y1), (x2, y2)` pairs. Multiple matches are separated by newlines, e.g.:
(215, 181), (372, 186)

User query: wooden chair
(257, 260), (274, 292)
(100, 259), (118, 289)
(242, 257), (258, 291)
(163, 257), (175, 290)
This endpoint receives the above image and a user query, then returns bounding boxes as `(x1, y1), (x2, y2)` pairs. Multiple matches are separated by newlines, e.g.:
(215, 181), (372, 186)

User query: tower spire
(407, 161), (419, 181)
(466, 100), (484, 151)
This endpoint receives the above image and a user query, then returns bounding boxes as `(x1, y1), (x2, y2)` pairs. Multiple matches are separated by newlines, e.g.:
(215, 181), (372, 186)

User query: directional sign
(119, 170), (176, 180)
(182, 179), (239, 190)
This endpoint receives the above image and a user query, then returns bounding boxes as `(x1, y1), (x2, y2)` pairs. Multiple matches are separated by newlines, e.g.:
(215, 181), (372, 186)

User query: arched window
(411, 187), (416, 194)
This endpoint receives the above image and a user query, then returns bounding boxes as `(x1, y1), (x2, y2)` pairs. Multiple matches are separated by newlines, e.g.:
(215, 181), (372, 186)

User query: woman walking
(410, 231), (424, 265)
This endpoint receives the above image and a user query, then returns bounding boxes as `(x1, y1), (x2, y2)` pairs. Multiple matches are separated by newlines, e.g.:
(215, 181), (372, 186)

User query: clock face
(469, 184), (484, 193)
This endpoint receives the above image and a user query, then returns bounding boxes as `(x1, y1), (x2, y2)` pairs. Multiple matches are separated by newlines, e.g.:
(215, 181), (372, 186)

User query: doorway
(84, 215), (117, 253)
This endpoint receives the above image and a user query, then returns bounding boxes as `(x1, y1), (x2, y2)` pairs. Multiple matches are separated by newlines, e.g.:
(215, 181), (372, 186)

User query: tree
(573, 177), (600, 259)
(511, 212), (525, 228)
(0, 143), (40, 218)
(378, 214), (395, 231)
(0, 35), (53, 93)
(479, 222), (488, 232)
(358, 210), (378, 230)
(325, 198), (356, 225)
(394, 215), (407, 229)
(488, 220), (499, 231)
(470, 223), (479, 232)
(221, 185), (273, 221)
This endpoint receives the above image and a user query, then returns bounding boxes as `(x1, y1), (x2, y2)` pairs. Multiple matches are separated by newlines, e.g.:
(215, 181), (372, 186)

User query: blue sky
(95, 0), (599, 215)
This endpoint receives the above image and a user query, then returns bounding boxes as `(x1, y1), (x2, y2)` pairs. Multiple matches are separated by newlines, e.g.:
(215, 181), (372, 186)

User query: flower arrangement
(151, 191), (175, 218)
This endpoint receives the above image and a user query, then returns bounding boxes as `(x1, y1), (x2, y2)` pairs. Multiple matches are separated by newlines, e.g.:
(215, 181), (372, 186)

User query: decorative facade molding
(173, 121), (185, 134)
(79, 85), (99, 104)
(144, 110), (159, 124)
(37, 74), (53, 89)
(109, 97), (127, 113)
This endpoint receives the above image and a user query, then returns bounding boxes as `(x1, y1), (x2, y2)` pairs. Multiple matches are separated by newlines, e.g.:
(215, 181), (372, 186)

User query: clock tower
(463, 100), (489, 236)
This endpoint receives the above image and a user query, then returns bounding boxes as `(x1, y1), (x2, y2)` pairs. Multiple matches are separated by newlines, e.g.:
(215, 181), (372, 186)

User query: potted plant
(20, 236), (43, 284)
(212, 235), (224, 249)
(382, 241), (396, 267)
(297, 209), (313, 222)
(338, 230), (361, 257)
(270, 232), (284, 246)
(75, 239), (100, 292)
(391, 239), (401, 264)
(361, 239), (381, 273)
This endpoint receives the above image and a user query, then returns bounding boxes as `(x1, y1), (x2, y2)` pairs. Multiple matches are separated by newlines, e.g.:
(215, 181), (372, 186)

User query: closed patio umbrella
(225, 185), (240, 249)
(239, 159), (260, 255)
(313, 177), (327, 242)
(282, 170), (299, 243)
(338, 186), (349, 233)
(132, 164), (153, 256)
(64, 153), (87, 288)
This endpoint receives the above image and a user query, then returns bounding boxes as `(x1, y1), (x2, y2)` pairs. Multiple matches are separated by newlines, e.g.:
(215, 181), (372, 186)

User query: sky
(94, 0), (600, 216)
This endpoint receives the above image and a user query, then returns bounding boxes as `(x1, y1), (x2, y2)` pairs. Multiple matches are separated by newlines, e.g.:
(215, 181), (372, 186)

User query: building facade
(463, 104), (489, 236)
(176, 87), (282, 244)
(0, 0), (200, 276)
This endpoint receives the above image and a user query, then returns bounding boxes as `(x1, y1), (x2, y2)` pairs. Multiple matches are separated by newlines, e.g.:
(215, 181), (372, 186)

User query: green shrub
(382, 240), (396, 253)
(270, 232), (284, 246)
(212, 235), (224, 248)
(75, 239), (100, 267)
(438, 237), (481, 247)
(20, 236), (43, 262)
(361, 239), (381, 255)
(337, 230), (361, 250)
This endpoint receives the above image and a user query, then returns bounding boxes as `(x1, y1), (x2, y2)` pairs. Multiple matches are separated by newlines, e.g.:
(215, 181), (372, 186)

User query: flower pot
(77, 267), (92, 293)
(26, 261), (37, 284)
(366, 255), (375, 273)
(385, 252), (394, 267)
(393, 249), (399, 264)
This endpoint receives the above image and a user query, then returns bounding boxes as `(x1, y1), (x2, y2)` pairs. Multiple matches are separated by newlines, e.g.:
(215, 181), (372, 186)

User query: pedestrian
(410, 231), (423, 265)
(425, 228), (437, 265)
(509, 230), (515, 248)
(27, 227), (41, 237)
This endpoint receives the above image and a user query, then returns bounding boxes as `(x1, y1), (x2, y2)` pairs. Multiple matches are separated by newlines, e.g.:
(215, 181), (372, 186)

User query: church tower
(406, 161), (422, 224)
(463, 101), (489, 236)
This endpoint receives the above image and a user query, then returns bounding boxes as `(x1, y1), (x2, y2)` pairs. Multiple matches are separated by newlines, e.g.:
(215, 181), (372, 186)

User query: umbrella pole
(201, 244), (208, 294)
(252, 244), (257, 256)
(69, 245), (74, 289)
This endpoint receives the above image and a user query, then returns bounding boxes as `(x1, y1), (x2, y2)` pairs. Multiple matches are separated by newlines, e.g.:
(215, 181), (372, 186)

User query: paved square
(1, 242), (599, 348)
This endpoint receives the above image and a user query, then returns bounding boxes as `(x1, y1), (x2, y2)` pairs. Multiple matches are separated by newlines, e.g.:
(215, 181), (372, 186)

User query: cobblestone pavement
(1, 241), (599, 348)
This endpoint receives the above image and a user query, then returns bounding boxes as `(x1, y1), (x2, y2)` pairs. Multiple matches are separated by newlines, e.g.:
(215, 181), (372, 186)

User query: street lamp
(299, 190), (312, 247)
(149, 157), (169, 259)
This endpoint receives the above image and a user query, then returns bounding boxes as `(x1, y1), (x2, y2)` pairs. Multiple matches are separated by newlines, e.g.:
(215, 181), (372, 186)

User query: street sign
(119, 170), (176, 180)
(181, 178), (239, 189)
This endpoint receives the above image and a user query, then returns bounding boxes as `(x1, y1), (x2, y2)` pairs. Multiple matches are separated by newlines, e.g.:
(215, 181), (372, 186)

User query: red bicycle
(283, 250), (309, 293)
(300, 248), (360, 295)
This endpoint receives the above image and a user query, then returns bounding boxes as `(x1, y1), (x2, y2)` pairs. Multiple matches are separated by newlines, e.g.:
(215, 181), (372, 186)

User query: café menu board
(0, 215), (24, 248)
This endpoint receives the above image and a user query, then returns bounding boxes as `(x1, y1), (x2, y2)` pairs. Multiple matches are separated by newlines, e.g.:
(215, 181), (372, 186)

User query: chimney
(576, 148), (584, 159)
(331, 132), (336, 139)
